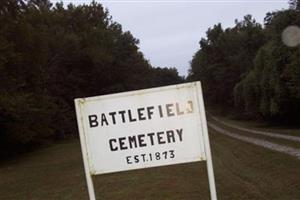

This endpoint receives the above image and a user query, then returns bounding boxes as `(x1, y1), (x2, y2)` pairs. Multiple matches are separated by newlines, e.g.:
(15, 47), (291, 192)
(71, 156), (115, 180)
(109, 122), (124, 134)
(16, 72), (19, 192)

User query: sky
(54, 0), (289, 76)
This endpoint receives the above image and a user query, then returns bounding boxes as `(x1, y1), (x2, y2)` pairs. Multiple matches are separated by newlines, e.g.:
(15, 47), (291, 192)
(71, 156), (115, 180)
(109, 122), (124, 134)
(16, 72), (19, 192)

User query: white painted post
(196, 82), (217, 200)
(75, 99), (96, 200)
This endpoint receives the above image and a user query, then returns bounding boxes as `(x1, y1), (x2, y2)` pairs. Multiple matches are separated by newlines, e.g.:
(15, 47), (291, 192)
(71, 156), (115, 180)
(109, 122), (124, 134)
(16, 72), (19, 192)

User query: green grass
(208, 110), (300, 137)
(210, 129), (300, 200)
(0, 130), (299, 200)
(0, 140), (89, 199)
(207, 115), (300, 149)
(220, 116), (300, 137)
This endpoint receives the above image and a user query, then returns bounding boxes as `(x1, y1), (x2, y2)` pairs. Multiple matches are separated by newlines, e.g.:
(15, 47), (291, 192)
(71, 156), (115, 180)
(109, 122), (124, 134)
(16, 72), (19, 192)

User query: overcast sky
(55, 0), (289, 76)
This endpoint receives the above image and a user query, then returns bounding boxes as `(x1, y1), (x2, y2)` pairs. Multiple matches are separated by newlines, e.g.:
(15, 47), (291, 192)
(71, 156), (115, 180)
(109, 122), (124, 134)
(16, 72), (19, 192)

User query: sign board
(75, 81), (217, 200)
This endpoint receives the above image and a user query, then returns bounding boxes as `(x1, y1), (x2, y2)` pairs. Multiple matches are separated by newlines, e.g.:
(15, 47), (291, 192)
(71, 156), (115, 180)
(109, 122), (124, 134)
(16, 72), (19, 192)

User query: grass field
(207, 115), (300, 149)
(0, 126), (299, 199)
(207, 109), (300, 137)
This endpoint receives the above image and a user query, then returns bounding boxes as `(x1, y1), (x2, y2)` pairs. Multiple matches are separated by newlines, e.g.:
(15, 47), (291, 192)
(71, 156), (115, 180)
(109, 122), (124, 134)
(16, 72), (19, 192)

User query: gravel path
(208, 122), (300, 159)
(209, 115), (300, 142)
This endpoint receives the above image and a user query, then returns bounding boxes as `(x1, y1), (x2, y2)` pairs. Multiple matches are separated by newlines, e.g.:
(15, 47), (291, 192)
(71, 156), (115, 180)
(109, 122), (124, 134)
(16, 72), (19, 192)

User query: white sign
(75, 82), (217, 200)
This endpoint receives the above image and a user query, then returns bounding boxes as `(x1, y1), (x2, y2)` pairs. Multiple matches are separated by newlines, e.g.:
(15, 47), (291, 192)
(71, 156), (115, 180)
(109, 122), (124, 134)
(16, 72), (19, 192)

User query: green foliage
(150, 67), (184, 87)
(188, 15), (265, 106)
(189, 2), (300, 124)
(0, 92), (56, 144)
(0, 0), (183, 155)
(235, 8), (300, 122)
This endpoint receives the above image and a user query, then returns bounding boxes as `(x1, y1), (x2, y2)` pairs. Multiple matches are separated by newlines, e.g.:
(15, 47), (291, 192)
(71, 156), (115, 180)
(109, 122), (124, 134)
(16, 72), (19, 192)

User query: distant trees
(188, 1), (300, 123)
(188, 15), (265, 106)
(0, 0), (183, 156)
(150, 67), (184, 87)
(235, 5), (300, 122)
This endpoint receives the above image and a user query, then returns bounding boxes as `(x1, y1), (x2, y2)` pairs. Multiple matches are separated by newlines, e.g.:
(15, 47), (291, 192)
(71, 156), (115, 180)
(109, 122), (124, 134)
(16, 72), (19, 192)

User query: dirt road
(208, 115), (300, 159)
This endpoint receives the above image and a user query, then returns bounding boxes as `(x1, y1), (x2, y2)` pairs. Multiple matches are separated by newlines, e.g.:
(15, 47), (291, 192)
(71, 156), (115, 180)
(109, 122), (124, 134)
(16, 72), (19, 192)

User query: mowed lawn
(0, 129), (299, 200)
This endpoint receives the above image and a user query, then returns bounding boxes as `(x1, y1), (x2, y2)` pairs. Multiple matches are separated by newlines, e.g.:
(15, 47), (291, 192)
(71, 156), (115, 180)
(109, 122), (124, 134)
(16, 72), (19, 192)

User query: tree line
(188, 0), (300, 124)
(0, 0), (184, 156)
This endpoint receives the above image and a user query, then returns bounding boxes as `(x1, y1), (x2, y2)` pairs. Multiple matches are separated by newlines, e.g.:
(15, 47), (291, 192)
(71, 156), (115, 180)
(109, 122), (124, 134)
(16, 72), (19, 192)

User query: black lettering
(147, 106), (154, 119)
(162, 151), (167, 159)
(158, 105), (163, 118)
(118, 110), (126, 123)
(128, 136), (137, 149)
(88, 115), (98, 128)
(138, 134), (146, 147)
(155, 152), (161, 160)
(119, 137), (127, 150)
(149, 153), (153, 161)
(176, 129), (183, 141)
(147, 132), (155, 145)
(128, 110), (137, 122)
(109, 139), (118, 151)
(101, 113), (109, 126)
(170, 150), (175, 158)
(166, 103), (175, 117)
(137, 108), (146, 121)
(141, 154), (146, 162)
(109, 112), (117, 124)
(126, 156), (132, 164)
(166, 130), (176, 143)
(157, 131), (166, 144)
(134, 155), (139, 163)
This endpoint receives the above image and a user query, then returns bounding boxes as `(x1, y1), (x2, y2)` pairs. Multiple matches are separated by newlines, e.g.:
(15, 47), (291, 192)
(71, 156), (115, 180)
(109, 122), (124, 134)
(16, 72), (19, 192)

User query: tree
(188, 15), (265, 108)
(0, 0), (183, 156)
(234, 6), (300, 123)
